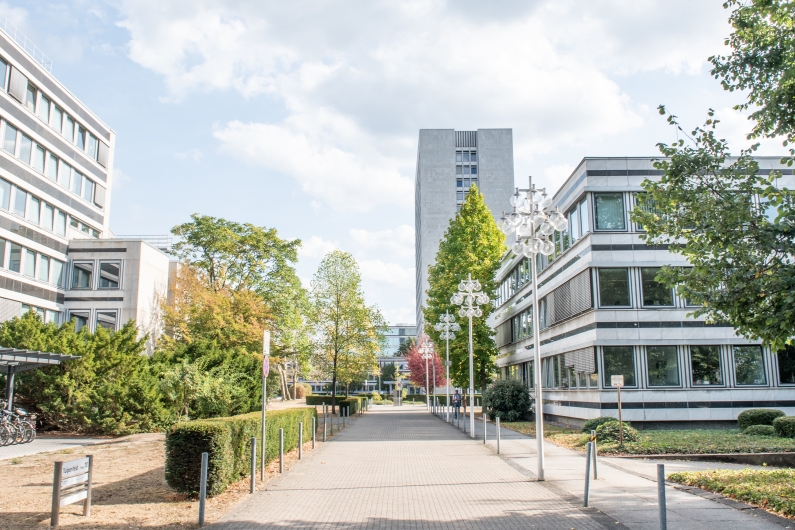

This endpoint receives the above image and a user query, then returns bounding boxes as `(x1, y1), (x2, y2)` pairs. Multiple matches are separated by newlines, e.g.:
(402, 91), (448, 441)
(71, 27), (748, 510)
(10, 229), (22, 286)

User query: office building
(381, 323), (417, 356)
(415, 129), (514, 328)
(492, 156), (795, 427)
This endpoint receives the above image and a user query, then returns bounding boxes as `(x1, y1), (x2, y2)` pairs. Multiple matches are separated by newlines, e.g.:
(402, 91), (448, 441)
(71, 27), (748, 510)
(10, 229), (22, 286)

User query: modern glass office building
(492, 157), (795, 427)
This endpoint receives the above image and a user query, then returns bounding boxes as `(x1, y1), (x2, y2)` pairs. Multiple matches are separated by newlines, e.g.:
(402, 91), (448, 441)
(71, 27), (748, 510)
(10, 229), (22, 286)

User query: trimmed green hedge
(773, 416), (795, 438)
(582, 416), (618, 433)
(738, 409), (785, 430)
(165, 407), (316, 496)
(744, 425), (776, 436)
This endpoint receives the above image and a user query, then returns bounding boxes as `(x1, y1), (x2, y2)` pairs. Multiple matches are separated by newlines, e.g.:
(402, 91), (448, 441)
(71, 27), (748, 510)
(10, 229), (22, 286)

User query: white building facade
(492, 157), (795, 427)
(380, 323), (417, 356)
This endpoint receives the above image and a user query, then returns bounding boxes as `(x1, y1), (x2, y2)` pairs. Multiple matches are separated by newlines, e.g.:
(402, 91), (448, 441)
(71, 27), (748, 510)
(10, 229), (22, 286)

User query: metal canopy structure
(0, 348), (80, 410)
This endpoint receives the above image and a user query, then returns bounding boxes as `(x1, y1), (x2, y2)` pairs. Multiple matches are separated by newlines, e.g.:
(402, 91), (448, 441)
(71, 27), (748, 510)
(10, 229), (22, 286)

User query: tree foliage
(423, 186), (506, 392)
(404, 337), (445, 391)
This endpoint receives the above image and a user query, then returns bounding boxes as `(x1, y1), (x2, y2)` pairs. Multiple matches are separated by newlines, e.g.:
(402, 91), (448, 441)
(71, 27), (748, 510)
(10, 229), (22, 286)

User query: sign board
(611, 375), (624, 388)
(61, 457), (89, 479)
(262, 330), (270, 377)
(262, 357), (270, 378)
(52, 455), (93, 527)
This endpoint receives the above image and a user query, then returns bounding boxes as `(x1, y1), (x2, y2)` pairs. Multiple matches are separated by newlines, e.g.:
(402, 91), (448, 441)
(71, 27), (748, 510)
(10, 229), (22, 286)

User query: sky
(2, 0), (785, 325)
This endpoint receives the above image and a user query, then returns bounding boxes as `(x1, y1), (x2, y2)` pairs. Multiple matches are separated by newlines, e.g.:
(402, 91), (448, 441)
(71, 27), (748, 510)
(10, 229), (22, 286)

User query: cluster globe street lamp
(419, 342), (435, 411)
(500, 176), (568, 482)
(434, 312), (460, 422)
(451, 274), (490, 438)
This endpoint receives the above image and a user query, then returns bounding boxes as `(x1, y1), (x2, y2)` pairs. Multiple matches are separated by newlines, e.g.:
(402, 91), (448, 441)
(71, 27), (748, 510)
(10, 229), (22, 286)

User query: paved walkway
(0, 435), (106, 460)
(212, 407), (621, 529)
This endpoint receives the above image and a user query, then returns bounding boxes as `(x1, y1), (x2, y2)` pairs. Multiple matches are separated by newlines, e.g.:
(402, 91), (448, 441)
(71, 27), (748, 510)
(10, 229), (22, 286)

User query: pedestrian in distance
(452, 389), (462, 419)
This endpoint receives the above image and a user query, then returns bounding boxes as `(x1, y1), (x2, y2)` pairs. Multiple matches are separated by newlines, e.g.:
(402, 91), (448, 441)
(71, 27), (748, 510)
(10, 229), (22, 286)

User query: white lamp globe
(540, 239), (555, 256)
(539, 221), (554, 236)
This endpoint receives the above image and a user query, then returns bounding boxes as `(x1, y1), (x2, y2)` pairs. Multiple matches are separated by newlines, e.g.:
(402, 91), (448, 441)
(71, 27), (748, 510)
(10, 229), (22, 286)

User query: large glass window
(734, 345), (767, 386)
(71, 261), (93, 289)
(602, 346), (635, 386)
(70, 310), (89, 332)
(598, 268), (630, 306)
(647, 346), (680, 386)
(0, 178), (10, 210)
(71, 171), (82, 195)
(0, 58), (6, 89)
(570, 207), (580, 241)
(32, 145), (44, 173)
(23, 248), (35, 277)
(42, 203), (54, 231)
(98, 261), (120, 289)
(51, 259), (64, 287)
(96, 311), (117, 331)
(52, 106), (63, 132)
(641, 267), (673, 306)
(0, 238), (5, 268)
(690, 345), (723, 385)
(38, 94), (50, 123)
(579, 197), (590, 235)
(64, 115), (75, 142)
(58, 162), (71, 189)
(778, 346), (795, 385)
(87, 133), (98, 160)
(37, 254), (50, 282)
(27, 196), (39, 224)
(55, 211), (66, 236)
(82, 178), (94, 202)
(3, 123), (17, 154)
(594, 192), (626, 230)
(18, 134), (32, 164)
(24, 84), (36, 112)
(76, 125), (86, 150)
(13, 187), (26, 216)
(8, 243), (20, 272)
(46, 153), (58, 181)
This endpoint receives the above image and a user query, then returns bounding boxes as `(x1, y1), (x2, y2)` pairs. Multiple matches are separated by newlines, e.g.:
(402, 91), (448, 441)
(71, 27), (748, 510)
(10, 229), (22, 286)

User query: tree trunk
(277, 364), (288, 400)
(331, 351), (338, 415)
(292, 357), (299, 399)
(345, 383), (349, 398)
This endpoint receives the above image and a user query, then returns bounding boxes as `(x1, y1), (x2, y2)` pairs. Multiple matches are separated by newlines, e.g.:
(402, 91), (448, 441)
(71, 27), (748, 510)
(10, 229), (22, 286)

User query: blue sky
(4, 0), (785, 324)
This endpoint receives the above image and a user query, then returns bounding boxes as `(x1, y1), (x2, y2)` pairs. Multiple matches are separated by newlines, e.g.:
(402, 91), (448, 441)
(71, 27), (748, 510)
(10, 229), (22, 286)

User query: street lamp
(434, 312), (460, 422)
(419, 342), (434, 411)
(451, 274), (490, 438)
(499, 176), (568, 482)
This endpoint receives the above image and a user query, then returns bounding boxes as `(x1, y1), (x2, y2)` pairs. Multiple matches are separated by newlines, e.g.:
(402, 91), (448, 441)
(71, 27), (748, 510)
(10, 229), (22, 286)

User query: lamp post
(434, 312), (460, 421)
(499, 176), (568, 482)
(419, 342), (433, 411)
(451, 274), (490, 438)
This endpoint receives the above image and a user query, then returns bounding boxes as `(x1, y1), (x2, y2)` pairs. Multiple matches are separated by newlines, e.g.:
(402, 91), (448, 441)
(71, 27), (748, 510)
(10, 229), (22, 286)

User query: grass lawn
(668, 468), (795, 519)
(501, 421), (795, 455)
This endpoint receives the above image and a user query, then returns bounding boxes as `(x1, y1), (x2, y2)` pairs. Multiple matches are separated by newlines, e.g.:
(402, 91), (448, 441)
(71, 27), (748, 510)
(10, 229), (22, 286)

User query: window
(778, 346), (795, 385)
(0, 238), (5, 267)
(42, 203), (54, 231)
(70, 216), (79, 229)
(3, 123), (17, 154)
(52, 106), (63, 132)
(98, 261), (120, 289)
(0, 178), (9, 210)
(71, 261), (93, 289)
(691, 345), (723, 385)
(96, 311), (117, 331)
(82, 178), (93, 202)
(71, 171), (82, 195)
(18, 134), (32, 164)
(38, 254), (49, 282)
(55, 211), (66, 236)
(471, 166), (477, 175)
(598, 268), (630, 306)
(58, 162), (71, 188)
(0, 58), (6, 89)
(646, 346), (680, 386)
(64, 115), (75, 142)
(594, 192), (625, 230)
(456, 152), (462, 162)
(734, 345), (767, 385)
(87, 133), (98, 160)
(8, 243), (20, 272)
(579, 197), (590, 235)
(46, 153), (58, 181)
(23, 248), (35, 277)
(641, 267), (673, 306)
(13, 187), (26, 216)
(38, 94), (50, 123)
(470, 152), (477, 162)
(602, 346), (635, 386)
(76, 125), (86, 150)
(24, 84), (36, 112)
(570, 207), (580, 241)
(32, 145), (44, 173)
(51, 259), (64, 287)
(45, 310), (59, 325)
(70, 310), (89, 332)
(27, 196), (39, 224)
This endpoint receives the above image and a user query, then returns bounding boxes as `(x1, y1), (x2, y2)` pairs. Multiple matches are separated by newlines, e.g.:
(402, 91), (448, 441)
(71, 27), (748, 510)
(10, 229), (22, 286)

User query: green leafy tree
(310, 251), (386, 412)
(396, 336), (415, 357)
(423, 186), (506, 393)
(380, 363), (396, 390)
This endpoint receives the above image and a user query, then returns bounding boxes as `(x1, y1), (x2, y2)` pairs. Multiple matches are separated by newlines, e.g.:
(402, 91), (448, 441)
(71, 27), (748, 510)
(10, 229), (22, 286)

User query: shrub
(743, 424), (776, 436)
(595, 421), (639, 443)
(582, 416), (618, 433)
(483, 380), (531, 422)
(294, 383), (312, 399)
(773, 416), (795, 438)
(306, 396), (341, 406)
(165, 407), (316, 496)
(738, 409), (785, 430)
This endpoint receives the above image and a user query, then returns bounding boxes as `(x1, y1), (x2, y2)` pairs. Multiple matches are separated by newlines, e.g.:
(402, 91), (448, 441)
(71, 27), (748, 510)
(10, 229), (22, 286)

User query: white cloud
(174, 148), (203, 161)
(297, 236), (337, 260)
(350, 225), (414, 260)
(359, 260), (415, 286)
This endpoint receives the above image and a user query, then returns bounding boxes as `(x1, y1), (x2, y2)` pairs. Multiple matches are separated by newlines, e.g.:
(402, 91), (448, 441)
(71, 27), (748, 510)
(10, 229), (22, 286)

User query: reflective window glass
(38, 94), (50, 123)
(691, 345), (723, 385)
(0, 178), (9, 210)
(647, 346), (680, 386)
(594, 192), (625, 230)
(0, 238), (5, 267)
(734, 346), (767, 385)
(82, 178), (93, 202)
(470, 152), (477, 162)
(24, 84), (36, 112)
(8, 243), (20, 272)
(45, 310), (59, 325)
(42, 203), (53, 231)
(96, 311), (117, 331)
(51, 259), (64, 286)
(32, 145), (44, 172)
(0, 59), (6, 89)
(602, 346), (635, 386)
(570, 208), (580, 240)
(3, 123), (16, 154)
(46, 153), (58, 181)
(71, 171), (82, 195)
(579, 197), (589, 235)
(13, 187), (26, 216)
(471, 166), (477, 175)
(87, 133), (98, 159)
(23, 248), (35, 277)
(71, 261), (93, 289)
(70, 311), (89, 332)
(463, 152), (470, 162)
(456, 166), (462, 175)
(58, 162), (71, 188)
(76, 125), (86, 150)
(37, 254), (49, 282)
(55, 211), (66, 236)
(64, 115), (75, 142)
(598, 268), (630, 306)
(98, 261), (120, 289)
(27, 196), (39, 224)
(52, 106), (63, 132)
(18, 134), (32, 164)
(777, 345), (795, 385)
(456, 152), (462, 162)
(641, 267), (673, 306)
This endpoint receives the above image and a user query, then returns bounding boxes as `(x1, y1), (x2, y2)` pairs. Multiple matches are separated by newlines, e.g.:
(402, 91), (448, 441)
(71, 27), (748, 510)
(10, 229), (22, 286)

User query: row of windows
(455, 165), (478, 175)
(71, 260), (121, 290)
(0, 237), (64, 286)
(502, 345), (795, 389)
(22, 304), (60, 324)
(597, 267), (683, 308)
(0, 59), (107, 167)
(1, 118), (102, 209)
(0, 177), (100, 238)
(68, 309), (118, 332)
(455, 150), (476, 163)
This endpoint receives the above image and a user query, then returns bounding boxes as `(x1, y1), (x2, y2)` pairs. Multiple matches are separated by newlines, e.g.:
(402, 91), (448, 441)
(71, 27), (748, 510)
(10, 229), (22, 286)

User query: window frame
(68, 310), (90, 332)
(95, 310), (118, 332)
(645, 345), (682, 388)
(777, 345), (795, 386)
(689, 345), (725, 387)
(640, 267), (674, 307)
(97, 260), (122, 290)
(601, 346), (637, 388)
(597, 267), (632, 307)
(70, 260), (95, 290)
(732, 345), (768, 387)
(593, 192), (627, 231)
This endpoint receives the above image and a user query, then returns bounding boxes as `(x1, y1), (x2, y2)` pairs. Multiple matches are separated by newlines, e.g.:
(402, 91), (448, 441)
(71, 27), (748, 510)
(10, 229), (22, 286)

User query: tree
(396, 337), (415, 357)
(310, 251), (386, 412)
(404, 338), (445, 393)
(423, 185), (506, 393)
(380, 363), (396, 390)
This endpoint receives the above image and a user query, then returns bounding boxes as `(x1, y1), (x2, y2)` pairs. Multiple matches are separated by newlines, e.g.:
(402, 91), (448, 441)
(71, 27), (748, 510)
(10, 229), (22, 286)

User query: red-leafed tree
(405, 337), (446, 393)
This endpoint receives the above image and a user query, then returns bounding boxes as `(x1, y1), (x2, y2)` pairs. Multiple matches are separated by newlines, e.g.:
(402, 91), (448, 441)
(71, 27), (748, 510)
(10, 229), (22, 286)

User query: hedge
(582, 416), (618, 433)
(165, 407), (316, 496)
(738, 409), (785, 430)
(306, 395), (368, 413)
(744, 425), (776, 436)
(773, 416), (795, 438)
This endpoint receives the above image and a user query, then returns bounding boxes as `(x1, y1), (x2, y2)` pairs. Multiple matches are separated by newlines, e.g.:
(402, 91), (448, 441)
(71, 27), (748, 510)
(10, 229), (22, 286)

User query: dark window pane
(456, 152), (462, 162)
(603, 346), (635, 386)
(599, 268), (630, 306)
(647, 346), (680, 386)
(691, 345), (723, 385)
(470, 152), (477, 162)
(641, 267), (673, 306)
(456, 166), (462, 175)
(457, 179), (463, 188)
(99, 261), (120, 289)
(594, 192), (625, 230)
(71, 311), (89, 332)
(778, 346), (795, 384)
(96, 311), (117, 331)
(71, 262), (93, 289)
(471, 166), (477, 175)
(734, 345), (767, 385)
(8, 243), (21, 272)
(463, 152), (469, 162)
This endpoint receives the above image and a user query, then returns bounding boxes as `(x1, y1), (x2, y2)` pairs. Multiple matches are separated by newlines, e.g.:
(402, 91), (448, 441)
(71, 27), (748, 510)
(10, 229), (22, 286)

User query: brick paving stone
(211, 407), (618, 530)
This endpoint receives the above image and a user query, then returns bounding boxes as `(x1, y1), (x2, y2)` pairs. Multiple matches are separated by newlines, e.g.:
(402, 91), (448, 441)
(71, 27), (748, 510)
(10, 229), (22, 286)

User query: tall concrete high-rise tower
(415, 129), (514, 330)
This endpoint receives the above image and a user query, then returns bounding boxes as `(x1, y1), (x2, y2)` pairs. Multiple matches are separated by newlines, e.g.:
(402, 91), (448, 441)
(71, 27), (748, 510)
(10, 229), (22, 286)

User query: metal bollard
(313, 417), (316, 448)
(337, 410), (340, 432)
(198, 452), (208, 526)
(591, 430), (598, 479)
(299, 422), (303, 460)
(250, 437), (256, 494)
(279, 428), (284, 473)
(658, 464), (667, 530)
(497, 417), (501, 455)
(323, 412), (327, 442)
(584, 442), (592, 507)
(483, 412), (487, 444)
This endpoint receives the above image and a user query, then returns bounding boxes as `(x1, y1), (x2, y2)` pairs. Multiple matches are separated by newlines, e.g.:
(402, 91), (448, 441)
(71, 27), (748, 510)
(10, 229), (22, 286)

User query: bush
(582, 416), (618, 433)
(483, 380), (531, 422)
(744, 424), (776, 436)
(306, 396), (341, 406)
(738, 409), (785, 430)
(165, 407), (316, 496)
(773, 416), (795, 438)
(595, 421), (639, 443)
(294, 383), (312, 399)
